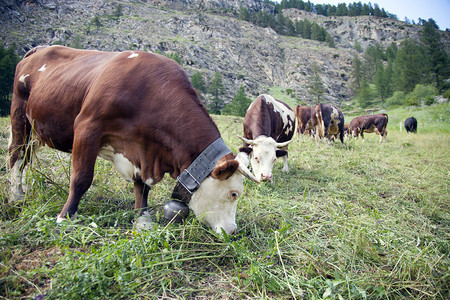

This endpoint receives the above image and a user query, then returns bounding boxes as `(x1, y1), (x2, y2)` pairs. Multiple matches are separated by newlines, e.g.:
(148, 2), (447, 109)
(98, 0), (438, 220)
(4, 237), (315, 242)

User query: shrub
(387, 91), (405, 106)
(407, 84), (438, 106)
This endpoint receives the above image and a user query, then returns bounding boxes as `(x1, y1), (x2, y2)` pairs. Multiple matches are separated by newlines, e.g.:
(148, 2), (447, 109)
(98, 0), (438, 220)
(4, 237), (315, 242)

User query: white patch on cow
(127, 52), (139, 59)
(7, 126), (12, 149)
(98, 146), (140, 182)
(38, 64), (47, 72)
(249, 136), (278, 182)
(56, 212), (77, 223)
(189, 172), (243, 235)
(19, 74), (30, 87)
(261, 94), (295, 128)
(145, 178), (154, 186)
(10, 158), (25, 202)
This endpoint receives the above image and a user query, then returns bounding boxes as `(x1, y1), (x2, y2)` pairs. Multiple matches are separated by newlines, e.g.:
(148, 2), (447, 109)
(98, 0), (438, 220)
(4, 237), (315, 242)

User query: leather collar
(171, 138), (231, 203)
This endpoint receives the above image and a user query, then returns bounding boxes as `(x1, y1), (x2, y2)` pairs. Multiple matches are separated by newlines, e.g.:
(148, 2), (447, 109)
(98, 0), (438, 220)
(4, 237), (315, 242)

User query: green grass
(0, 104), (449, 299)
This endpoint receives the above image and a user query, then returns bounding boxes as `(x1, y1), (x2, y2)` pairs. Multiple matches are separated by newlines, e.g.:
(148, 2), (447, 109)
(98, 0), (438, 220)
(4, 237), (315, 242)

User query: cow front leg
(134, 180), (153, 230)
(134, 180), (150, 212)
(282, 154), (289, 172)
(57, 133), (99, 222)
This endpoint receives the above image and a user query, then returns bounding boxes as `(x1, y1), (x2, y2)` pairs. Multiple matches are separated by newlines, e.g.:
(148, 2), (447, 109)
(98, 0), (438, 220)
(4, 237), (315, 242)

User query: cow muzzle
(215, 223), (237, 235)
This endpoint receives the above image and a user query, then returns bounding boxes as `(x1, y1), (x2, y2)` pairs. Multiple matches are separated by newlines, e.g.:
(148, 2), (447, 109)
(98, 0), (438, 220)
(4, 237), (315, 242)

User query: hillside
(1, 0), (449, 106)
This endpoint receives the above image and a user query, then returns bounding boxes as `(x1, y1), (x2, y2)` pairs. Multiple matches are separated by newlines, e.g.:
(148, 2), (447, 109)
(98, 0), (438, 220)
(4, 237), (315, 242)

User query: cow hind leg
(8, 112), (33, 202)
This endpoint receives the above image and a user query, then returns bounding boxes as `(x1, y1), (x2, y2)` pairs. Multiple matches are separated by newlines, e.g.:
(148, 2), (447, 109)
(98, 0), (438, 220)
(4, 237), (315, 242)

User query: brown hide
(242, 95), (295, 145)
(9, 45), (233, 219)
(349, 114), (388, 141)
(294, 105), (313, 136)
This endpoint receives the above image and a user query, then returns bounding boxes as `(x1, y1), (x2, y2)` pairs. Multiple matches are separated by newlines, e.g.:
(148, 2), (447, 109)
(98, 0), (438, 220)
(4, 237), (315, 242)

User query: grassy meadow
(0, 103), (449, 299)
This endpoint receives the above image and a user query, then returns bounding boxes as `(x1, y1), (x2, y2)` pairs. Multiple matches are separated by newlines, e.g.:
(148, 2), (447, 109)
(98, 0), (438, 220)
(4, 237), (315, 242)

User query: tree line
(273, 0), (395, 19)
(238, 7), (335, 47)
(352, 19), (449, 107)
(0, 45), (21, 116)
(190, 71), (252, 117)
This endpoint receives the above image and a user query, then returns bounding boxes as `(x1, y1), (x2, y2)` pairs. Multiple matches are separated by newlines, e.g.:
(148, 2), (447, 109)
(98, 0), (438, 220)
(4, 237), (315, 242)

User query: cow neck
(171, 137), (231, 204)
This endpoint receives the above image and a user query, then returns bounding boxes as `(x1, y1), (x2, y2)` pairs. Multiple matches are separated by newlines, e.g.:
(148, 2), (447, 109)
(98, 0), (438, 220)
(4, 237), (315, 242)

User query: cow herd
(7, 46), (418, 235)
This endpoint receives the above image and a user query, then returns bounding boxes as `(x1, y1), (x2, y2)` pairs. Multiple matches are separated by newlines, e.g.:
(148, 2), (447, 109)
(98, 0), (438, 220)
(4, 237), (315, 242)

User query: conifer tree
(307, 63), (325, 102)
(222, 85), (252, 117)
(208, 72), (225, 114)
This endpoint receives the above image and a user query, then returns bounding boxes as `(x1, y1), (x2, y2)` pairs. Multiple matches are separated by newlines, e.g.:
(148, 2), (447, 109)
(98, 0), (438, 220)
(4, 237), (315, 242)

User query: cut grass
(0, 103), (449, 299)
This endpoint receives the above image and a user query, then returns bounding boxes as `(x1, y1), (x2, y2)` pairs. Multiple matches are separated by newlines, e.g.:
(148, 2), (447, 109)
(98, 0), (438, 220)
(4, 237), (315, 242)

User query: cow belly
(98, 146), (141, 182)
(363, 125), (376, 134)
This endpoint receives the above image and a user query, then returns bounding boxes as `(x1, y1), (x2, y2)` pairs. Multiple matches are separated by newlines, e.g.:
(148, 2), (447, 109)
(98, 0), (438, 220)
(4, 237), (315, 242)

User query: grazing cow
(343, 123), (351, 139)
(9, 45), (259, 235)
(349, 114), (389, 142)
(310, 103), (345, 146)
(404, 117), (417, 133)
(294, 105), (313, 139)
(239, 94), (295, 182)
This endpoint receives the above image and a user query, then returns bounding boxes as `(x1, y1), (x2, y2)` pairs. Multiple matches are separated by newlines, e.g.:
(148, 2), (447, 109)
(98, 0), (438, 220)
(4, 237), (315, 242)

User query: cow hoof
(9, 192), (25, 203)
(135, 212), (154, 231)
(56, 212), (78, 224)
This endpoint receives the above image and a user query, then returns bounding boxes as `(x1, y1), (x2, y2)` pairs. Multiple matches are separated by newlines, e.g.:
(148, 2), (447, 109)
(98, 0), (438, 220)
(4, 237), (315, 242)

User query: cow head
(238, 135), (291, 182)
(188, 152), (259, 235)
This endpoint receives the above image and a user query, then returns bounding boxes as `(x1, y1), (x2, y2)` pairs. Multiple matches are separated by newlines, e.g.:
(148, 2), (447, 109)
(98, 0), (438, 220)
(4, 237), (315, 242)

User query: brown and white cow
(238, 94), (295, 182)
(311, 103), (345, 146)
(349, 113), (388, 142)
(9, 45), (259, 235)
(294, 105), (313, 139)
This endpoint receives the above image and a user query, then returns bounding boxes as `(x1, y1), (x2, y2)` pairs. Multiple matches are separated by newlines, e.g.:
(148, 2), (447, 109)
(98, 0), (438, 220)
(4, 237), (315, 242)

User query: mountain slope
(1, 0), (448, 106)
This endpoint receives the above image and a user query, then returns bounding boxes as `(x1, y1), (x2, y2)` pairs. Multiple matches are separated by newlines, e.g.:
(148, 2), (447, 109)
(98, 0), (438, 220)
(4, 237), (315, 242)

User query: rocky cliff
(1, 0), (448, 106)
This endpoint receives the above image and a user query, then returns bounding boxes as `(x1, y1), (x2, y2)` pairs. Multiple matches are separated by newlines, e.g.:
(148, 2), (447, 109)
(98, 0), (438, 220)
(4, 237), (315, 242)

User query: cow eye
(254, 157), (259, 163)
(229, 191), (239, 199)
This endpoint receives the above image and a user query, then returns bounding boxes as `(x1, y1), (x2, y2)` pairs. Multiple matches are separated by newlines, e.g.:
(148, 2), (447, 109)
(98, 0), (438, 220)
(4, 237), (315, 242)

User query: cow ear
(276, 150), (287, 157)
(211, 160), (239, 181)
(239, 147), (253, 155)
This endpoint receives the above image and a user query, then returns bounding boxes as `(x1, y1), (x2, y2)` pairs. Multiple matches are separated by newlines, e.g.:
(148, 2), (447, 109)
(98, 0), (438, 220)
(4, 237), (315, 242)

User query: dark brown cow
(311, 103), (345, 146)
(9, 45), (259, 235)
(239, 94), (295, 182)
(294, 105), (313, 139)
(349, 114), (388, 142)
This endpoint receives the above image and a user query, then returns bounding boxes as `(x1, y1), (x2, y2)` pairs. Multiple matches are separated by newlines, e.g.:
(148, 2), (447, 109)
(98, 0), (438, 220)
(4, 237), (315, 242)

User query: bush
(403, 84), (437, 106)
(387, 91), (406, 106)
(442, 89), (450, 99)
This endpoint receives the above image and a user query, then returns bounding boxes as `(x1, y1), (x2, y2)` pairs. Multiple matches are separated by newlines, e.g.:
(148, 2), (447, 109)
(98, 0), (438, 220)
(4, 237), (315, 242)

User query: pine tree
(222, 85), (252, 117)
(420, 18), (450, 92)
(357, 79), (372, 108)
(393, 39), (430, 93)
(0, 44), (20, 116)
(374, 61), (393, 101)
(191, 71), (207, 94)
(207, 72), (225, 114)
(351, 54), (364, 92)
(307, 63), (325, 102)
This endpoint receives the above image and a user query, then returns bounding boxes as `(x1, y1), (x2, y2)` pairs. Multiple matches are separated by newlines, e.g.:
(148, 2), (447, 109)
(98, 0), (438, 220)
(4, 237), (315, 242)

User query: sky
(274, 0), (450, 30)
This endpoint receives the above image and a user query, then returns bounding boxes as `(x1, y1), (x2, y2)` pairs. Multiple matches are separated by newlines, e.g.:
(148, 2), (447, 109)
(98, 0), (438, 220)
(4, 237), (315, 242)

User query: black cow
(404, 117), (417, 133)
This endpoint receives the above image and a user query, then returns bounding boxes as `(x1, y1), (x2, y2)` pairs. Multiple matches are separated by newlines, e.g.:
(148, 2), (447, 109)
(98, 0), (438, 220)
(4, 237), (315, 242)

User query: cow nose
(216, 224), (237, 235)
(261, 173), (273, 182)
